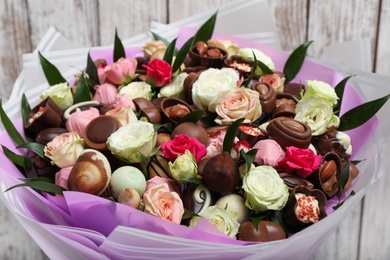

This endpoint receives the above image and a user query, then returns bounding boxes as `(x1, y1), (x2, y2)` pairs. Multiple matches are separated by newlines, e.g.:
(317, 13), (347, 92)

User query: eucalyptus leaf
(2, 145), (30, 167)
(4, 179), (65, 195)
(180, 177), (204, 186)
(339, 93), (390, 131)
(0, 99), (25, 145)
(38, 51), (67, 86)
(163, 38), (177, 66)
(17, 142), (46, 160)
(192, 11), (218, 44)
(74, 73), (92, 103)
(257, 59), (274, 75)
(114, 28), (126, 62)
(334, 75), (355, 116)
(177, 110), (204, 125)
(283, 41), (313, 84)
(172, 37), (194, 72)
(223, 118), (245, 153)
(86, 51), (100, 85)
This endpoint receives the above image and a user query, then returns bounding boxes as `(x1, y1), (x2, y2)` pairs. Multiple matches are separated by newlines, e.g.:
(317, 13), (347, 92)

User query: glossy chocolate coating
(312, 130), (351, 162)
(35, 127), (68, 145)
(266, 117), (312, 148)
(273, 93), (297, 118)
(283, 82), (305, 98)
(133, 97), (161, 124)
(172, 122), (209, 147)
(25, 98), (63, 134)
(224, 55), (254, 77)
(189, 46), (228, 69)
(251, 82), (276, 113)
(237, 220), (286, 242)
(279, 173), (314, 191)
(84, 115), (121, 150)
(161, 98), (193, 126)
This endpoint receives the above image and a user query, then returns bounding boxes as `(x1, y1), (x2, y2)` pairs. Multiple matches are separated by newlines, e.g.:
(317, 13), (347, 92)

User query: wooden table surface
(1, 0), (390, 259)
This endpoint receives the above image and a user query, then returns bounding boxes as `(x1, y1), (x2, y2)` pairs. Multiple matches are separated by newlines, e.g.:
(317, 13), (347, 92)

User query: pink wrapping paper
(0, 26), (380, 256)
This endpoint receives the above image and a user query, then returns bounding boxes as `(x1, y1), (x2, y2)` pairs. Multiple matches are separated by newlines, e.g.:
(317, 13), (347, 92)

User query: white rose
(304, 80), (339, 105)
(105, 106), (138, 126)
(168, 150), (198, 183)
(107, 121), (157, 164)
(239, 47), (275, 73)
(44, 132), (84, 168)
(158, 72), (188, 98)
(294, 97), (336, 136)
(189, 205), (240, 238)
(243, 165), (289, 212)
(40, 82), (73, 110)
(192, 68), (239, 113)
(119, 81), (154, 101)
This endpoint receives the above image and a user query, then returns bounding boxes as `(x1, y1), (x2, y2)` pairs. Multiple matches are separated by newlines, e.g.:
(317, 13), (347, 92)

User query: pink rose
(161, 134), (207, 163)
(92, 83), (118, 104)
(105, 106), (138, 126)
(204, 130), (250, 160)
(66, 107), (100, 138)
(146, 176), (181, 196)
(55, 166), (73, 190)
(253, 139), (285, 168)
(113, 94), (135, 110)
(143, 59), (172, 87)
(104, 57), (137, 85)
(143, 183), (184, 224)
(44, 132), (84, 168)
(259, 73), (285, 93)
(97, 64), (107, 84)
(278, 146), (322, 178)
(215, 88), (262, 126)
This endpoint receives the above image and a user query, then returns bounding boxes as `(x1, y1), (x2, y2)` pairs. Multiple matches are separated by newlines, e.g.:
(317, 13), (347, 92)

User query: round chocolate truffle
(84, 115), (121, 150)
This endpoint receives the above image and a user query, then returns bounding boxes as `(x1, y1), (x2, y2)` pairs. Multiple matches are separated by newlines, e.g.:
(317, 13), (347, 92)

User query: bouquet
(1, 12), (389, 258)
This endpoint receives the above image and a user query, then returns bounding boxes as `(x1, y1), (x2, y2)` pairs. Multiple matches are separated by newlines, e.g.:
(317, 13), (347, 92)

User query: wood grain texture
(375, 0), (390, 75)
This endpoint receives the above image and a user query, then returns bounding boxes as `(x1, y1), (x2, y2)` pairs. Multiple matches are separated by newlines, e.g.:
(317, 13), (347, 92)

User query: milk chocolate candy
(279, 172), (314, 191)
(237, 220), (286, 242)
(84, 115), (121, 150)
(283, 82), (305, 98)
(35, 127), (68, 145)
(133, 97), (161, 124)
(25, 98), (63, 134)
(251, 82), (276, 113)
(273, 93), (297, 118)
(312, 130), (351, 163)
(266, 117), (312, 148)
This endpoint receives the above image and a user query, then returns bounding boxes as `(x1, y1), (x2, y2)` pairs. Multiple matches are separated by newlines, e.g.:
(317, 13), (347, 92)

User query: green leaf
(223, 118), (245, 153)
(74, 73), (92, 103)
(240, 149), (258, 175)
(172, 37), (194, 72)
(338, 161), (351, 197)
(283, 41), (313, 84)
(243, 53), (257, 87)
(193, 11), (218, 44)
(153, 123), (172, 133)
(268, 210), (294, 234)
(0, 99), (25, 145)
(351, 159), (365, 165)
(333, 190), (356, 210)
(334, 75), (355, 116)
(177, 110), (204, 125)
(256, 59), (274, 75)
(249, 211), (270, 232)
(339, 93), (390, 131)
(180, 177), (204, 186)
(17, 142), (46, 159)
(150, 31), (171, 48)
(163, 38), (177, 66)
(24, 151), (37, 178)
(21, 94), (34, 143)
(2, 145), (30, 167)
(4, 178), (65, 195)
(114, 28), (126, 62)
(182, 209), (200, 219)
(38, 51), (67, 86)
(199, 112), (218, 126)
(86, 51), (100, 85)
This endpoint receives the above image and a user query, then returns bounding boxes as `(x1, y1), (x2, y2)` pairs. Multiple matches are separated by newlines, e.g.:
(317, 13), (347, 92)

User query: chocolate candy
(25, 98), (63, 134)
(237, 220), (286, 242)
(189, 45), (228, 69)
(35, 127), (68, 145)
(133, 97), (161, 124)
(161, 97), (192, 126)
(312, 130), (351, 162)
(279, 173), (314, 191)
(273, 93), (297, 118)
(283, 82), (305, 98)
(344, 163), (360, 191)
(237, 124), (265, 147)
(266, 117), (312, 148)
(84, 115), (121, 150)
(172, 122), (209, 147)
(224, 55), (254, 77)
(251, 82), (276, 113)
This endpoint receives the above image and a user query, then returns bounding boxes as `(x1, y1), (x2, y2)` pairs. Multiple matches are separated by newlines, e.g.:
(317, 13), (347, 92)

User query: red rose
(143, 58), (172, 87)
(278, 146), (322, 178)
(161, 134), (207, 163)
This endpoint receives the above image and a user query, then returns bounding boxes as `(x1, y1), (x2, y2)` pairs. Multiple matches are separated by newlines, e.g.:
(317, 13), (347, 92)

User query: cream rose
(119, 81), (154, 101)
(304, 80), (339, 105)
(141, 40), (167, 60)
(143, 183), (184, 224)
(259, 73), (286, 93)
(44, 132), (84, 168)
(191, 68), (239, 113)
(168, 150), (198, 183)
(107, 121), (156, 164)
(215, 88), (262, 125)
(189, 205), (240, 238)
(243, 165), (289, 212)
(294, 97), (338, 136)
(158, 72), (188, 98)
(105, 106), (138, 126)
(239, 47), (275, 73)
(40, 82), (73, 110)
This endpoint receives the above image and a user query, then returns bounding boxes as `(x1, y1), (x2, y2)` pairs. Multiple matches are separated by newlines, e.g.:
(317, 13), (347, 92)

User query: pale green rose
(192, 68), (239, 113)
(243, 165), (289, 212)
(239, 47), (275, 74)
(107, 121), (157, 164)
(168, 150), (198, 183)
(40, 82), (73, 110)
(304, 80), (339, 105)
(189, 205), (239, 238)
(294, 97), (335, 136)
(158, 72), (188, 99)
(119, 82), (154, 101)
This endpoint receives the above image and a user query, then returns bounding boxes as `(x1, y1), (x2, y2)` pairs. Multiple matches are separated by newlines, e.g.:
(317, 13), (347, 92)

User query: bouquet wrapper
(1, 24), (389, 259)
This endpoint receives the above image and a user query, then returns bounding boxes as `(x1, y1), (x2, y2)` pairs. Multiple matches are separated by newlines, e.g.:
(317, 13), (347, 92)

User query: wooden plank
(375, 0), (390, 75)
(97, 0), (168, 46)
(268, 0), (308, 51)
(0, 0), (32, 101)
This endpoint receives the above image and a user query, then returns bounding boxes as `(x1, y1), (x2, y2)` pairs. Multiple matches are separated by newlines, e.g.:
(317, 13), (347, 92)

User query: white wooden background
(0, 0), (389, 259)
